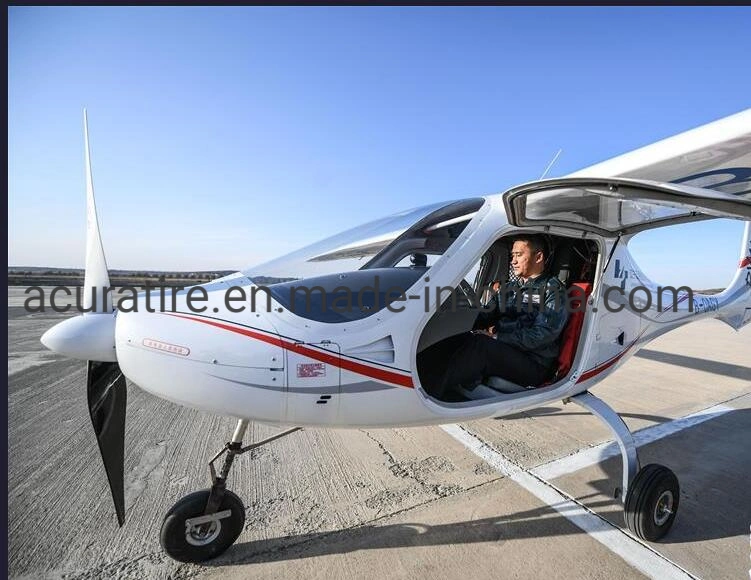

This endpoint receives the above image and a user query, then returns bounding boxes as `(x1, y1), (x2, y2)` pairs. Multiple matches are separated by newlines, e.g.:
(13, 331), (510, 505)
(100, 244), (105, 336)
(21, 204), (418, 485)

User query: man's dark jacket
(476, 273), (569, 370)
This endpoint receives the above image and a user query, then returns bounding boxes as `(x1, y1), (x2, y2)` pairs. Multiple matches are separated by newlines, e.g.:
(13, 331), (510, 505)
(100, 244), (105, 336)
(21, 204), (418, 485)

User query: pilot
(418, 234), (568, 399)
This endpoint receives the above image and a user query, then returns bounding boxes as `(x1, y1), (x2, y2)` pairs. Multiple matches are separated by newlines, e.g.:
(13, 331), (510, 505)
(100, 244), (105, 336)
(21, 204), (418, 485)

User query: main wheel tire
(624, 464), (679, 541)
(160, 489), (246, 563)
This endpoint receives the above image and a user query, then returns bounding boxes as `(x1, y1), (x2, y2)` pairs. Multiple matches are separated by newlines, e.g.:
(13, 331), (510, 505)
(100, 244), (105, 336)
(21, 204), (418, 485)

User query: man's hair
(512, 234), (548, 259)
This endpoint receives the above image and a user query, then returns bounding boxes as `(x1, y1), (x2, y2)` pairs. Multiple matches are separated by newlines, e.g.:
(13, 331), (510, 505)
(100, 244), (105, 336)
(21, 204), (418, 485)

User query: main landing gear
(160, 421), (302, 562)
(570, 392), (679, 541)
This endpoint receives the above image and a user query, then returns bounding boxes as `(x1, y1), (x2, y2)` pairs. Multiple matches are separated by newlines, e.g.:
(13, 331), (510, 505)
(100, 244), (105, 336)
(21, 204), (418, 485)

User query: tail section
(716, 221), (751, 330)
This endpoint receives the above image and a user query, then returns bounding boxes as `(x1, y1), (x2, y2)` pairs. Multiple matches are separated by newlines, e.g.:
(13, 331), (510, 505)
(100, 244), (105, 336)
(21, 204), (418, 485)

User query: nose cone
(41, 313), (118, 362)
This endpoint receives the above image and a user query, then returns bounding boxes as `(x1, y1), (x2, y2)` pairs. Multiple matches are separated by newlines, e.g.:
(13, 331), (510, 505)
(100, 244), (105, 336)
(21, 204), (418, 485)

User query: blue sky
(8, 7), (751, 288)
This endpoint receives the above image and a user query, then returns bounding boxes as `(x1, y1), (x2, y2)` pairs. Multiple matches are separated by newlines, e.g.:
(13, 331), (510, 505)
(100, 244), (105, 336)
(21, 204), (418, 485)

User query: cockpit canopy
(244, 198), (486, 284)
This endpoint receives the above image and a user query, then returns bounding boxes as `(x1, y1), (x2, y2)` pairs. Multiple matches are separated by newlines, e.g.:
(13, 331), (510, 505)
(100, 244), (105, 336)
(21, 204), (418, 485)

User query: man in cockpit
(418, 234), (568, 399)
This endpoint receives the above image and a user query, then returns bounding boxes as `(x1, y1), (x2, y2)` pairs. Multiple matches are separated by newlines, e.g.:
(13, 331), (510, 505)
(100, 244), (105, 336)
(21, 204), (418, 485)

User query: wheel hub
(653, 490), (674, 526)
(185, 520), (221, 546)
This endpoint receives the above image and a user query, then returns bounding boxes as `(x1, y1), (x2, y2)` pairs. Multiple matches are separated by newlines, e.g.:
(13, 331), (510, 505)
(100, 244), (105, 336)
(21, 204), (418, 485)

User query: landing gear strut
(570, 392), (679, 541)
(159, 421), (302, 562)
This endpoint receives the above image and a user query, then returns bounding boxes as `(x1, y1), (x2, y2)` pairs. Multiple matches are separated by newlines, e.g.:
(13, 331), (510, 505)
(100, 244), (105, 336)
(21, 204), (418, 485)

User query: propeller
(41, 110), (127, 526)
(82, 108), (112, 314)
(87, 360), (127, 526)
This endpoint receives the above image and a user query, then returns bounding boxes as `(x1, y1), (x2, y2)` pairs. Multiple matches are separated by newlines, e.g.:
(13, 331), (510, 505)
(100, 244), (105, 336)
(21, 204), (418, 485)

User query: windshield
(244, 198), (485, 284)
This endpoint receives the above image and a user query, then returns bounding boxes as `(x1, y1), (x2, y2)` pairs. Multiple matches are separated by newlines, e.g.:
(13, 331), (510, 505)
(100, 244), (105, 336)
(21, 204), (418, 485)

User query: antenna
(539, 148), (563, 180)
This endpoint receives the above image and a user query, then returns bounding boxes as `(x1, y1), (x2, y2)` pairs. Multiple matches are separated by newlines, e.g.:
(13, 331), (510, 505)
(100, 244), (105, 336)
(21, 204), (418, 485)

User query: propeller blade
(87, 360), (127, 526)
(83, 109), (112, 313)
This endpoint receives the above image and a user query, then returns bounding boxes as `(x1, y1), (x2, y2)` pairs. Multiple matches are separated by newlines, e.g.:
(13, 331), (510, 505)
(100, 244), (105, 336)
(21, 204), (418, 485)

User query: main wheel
(624, 464), (679, 541)
(160, 489), (246, 563)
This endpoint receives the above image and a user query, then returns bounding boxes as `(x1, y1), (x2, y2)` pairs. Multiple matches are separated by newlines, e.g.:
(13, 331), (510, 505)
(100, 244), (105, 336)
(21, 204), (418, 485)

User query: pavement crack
(360, 429), (398, 466)
(360, 429), (464, 517)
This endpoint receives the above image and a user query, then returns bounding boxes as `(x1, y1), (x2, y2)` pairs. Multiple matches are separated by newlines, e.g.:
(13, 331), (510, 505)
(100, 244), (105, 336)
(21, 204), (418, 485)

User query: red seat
(553, 282), (592, 381)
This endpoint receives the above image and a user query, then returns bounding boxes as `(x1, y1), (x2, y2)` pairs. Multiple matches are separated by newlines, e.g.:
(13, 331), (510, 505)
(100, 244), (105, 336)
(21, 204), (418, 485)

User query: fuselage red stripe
(167, 313), (414, 388)
(576, 348), (629, 383)
(576, 329), (646, 384)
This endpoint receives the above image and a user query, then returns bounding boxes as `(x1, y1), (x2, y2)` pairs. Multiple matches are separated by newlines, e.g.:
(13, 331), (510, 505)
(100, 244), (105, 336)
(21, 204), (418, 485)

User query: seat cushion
(486, 376), (530, 393)
(458, 377), (529, 400)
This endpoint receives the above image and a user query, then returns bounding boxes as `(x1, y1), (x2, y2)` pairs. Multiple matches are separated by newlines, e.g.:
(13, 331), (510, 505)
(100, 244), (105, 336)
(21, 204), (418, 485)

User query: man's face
(510, 240), (544, 279)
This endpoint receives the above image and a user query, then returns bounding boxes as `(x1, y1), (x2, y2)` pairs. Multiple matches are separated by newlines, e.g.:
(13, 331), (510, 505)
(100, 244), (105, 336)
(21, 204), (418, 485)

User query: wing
(569, 108), (751, 200)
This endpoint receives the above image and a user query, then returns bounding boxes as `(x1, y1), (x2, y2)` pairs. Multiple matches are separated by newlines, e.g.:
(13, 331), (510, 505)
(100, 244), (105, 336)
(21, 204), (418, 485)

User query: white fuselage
(115, 194), (747, 428)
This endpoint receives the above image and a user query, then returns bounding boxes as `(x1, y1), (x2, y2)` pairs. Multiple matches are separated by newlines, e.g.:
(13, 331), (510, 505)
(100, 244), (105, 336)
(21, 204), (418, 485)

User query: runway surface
(8, 287), (751, 579)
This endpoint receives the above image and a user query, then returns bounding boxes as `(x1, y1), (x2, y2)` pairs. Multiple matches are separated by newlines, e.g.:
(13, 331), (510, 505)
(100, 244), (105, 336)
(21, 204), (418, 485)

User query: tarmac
(7, 287), (751, 579)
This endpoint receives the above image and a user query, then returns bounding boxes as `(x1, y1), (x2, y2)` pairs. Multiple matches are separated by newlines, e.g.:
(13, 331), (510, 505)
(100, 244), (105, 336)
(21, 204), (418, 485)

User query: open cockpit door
(503, 177), (751, 236)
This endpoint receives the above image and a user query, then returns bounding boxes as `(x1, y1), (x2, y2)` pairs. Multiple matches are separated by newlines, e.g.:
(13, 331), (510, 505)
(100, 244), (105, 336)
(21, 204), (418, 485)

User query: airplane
(40, 109), (751, 563)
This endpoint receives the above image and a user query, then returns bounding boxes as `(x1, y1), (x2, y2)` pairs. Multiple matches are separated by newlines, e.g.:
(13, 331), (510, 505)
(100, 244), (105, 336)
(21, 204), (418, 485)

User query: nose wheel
(160, 489), (246, 562)
(159, 421), (301, 562)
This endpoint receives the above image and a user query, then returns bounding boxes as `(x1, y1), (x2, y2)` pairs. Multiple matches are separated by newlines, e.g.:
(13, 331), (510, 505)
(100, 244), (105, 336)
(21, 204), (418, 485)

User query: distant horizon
(4, 265), (730, 293)
(7, 265), (235, 273)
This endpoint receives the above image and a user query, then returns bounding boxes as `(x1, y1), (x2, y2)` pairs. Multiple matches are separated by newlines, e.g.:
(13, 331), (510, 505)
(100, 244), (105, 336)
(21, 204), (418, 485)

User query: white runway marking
(442, 423), (698, 580)
(532, 403), (734, 481)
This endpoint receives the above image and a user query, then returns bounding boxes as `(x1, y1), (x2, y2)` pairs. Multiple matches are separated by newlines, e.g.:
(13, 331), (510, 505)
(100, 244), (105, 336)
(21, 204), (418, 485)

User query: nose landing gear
(160, 489), (246, 562)
(159, 421), (302, 563)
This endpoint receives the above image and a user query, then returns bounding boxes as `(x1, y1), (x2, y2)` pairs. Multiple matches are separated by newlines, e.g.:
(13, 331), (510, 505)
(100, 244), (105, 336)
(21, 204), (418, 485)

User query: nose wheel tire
(624, 464), (679, 541)
(160, 489), (246, 562)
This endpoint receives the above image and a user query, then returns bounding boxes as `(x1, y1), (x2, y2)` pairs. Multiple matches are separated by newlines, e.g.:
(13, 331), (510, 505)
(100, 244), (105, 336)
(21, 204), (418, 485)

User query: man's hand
(473, 326), (495, 337)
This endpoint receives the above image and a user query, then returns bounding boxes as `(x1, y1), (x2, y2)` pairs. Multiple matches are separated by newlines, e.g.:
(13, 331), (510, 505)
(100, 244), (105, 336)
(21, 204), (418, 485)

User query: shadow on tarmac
(218, 505), (617, 565)
(501, 408), (672, 422)
(635, 348), (751, 380)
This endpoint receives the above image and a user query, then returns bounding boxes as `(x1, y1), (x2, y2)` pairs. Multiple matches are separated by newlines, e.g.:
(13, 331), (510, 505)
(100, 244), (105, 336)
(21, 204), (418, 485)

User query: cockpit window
(244, 198), (486, 284)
